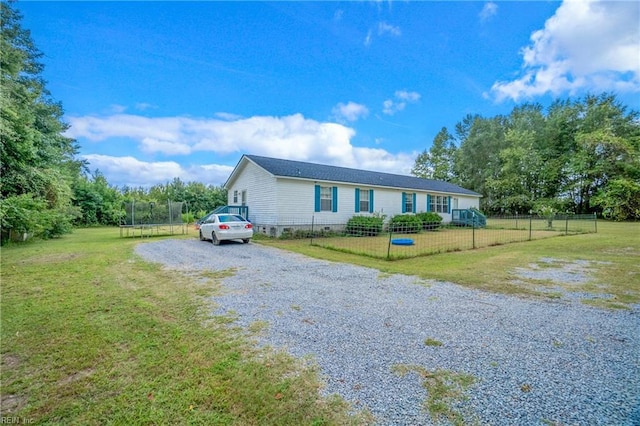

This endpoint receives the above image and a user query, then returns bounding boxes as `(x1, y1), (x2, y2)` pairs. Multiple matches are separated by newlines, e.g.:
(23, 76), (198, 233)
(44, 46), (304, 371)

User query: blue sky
(18, 1), (640, 188)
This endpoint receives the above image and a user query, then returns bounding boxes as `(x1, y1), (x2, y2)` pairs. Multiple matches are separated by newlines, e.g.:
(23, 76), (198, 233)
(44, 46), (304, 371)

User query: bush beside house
(415, 212), (443, 231)
(388, 214), (423, 234)
(346, 215), (384, 236)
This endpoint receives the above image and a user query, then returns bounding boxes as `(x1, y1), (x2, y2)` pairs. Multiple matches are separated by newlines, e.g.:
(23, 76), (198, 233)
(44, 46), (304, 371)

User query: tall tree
(411, 127), (456, 181)
(562, 94), (640, 214)
(419, 94), (640, 218)
(453, 116), (508, 211)
(72, 170), (123, 226)
(1, 2), (82, 241)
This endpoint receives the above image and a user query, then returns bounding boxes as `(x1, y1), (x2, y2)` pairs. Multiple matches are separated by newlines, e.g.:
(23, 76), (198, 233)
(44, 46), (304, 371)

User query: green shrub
(279, 228), (338, 239)
(0, 194), (76, 243)
(346, 215), (384, 236)
(389, 214), (422, 234)
(416, 212), (443, 231)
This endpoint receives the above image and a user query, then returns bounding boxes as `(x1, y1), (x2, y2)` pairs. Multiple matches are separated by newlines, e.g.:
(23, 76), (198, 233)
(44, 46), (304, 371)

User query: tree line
(412, 95), (640, 220)
(1, 2), (638, 244)
(0, 2), (225, 243)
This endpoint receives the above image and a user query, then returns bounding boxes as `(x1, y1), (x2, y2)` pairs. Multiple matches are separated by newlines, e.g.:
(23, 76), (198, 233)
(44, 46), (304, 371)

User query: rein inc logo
(0, 418), (34, 424)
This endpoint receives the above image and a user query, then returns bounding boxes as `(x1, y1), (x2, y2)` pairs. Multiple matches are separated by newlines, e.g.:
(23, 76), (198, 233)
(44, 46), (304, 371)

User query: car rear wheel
(211, 232), (220, 246)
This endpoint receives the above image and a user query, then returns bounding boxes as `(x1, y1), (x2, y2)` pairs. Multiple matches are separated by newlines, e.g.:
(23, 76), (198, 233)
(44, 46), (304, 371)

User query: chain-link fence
(255, 214), (597, 260)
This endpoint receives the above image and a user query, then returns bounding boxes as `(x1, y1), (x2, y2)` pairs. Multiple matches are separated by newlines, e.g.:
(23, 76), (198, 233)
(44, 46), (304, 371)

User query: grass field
(314, 228), (566, 259)
(1, 221), (637, 424)
(1, 228), (371, 425)
(262, 221), (640, 310)
(311, 216), (597, 260)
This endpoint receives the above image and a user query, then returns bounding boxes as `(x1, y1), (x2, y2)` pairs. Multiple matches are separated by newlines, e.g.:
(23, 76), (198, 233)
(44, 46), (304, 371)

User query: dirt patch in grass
(56, 368), (95, 386)
(513, 258), (603, 284)
(510, 258), (624, 307)
(1, 393), (28, 413)
(18, 253), (81, 265)
(2, 354), (20, 370)
(1, 354), (26, 411)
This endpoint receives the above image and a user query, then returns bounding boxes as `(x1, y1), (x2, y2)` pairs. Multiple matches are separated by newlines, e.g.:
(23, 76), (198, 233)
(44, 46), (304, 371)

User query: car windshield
(218, 215), (245, 223)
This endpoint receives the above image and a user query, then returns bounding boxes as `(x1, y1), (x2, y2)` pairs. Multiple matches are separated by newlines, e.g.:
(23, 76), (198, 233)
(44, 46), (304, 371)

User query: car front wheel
(211, 232), (220, 246)
(199, 230), (205, 241)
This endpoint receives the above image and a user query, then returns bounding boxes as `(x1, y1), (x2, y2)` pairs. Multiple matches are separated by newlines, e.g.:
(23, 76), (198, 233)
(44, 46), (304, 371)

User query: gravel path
(136, 239), (640, 425)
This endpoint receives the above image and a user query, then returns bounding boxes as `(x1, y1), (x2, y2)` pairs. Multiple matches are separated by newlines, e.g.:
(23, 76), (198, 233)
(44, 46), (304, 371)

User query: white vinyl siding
(225, 159), (481, 226)
(227, 161), (277, 224)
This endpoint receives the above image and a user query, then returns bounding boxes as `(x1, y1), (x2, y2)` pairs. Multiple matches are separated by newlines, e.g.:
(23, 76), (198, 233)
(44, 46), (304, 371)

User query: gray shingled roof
(243, 155), (481, 197)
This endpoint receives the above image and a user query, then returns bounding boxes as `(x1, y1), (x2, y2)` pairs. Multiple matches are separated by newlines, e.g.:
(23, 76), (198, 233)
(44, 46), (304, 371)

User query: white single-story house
(224, 154), (482, 235)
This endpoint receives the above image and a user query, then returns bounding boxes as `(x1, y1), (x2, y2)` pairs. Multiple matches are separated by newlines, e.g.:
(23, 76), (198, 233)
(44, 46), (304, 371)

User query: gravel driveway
(136, 239), (640, 425)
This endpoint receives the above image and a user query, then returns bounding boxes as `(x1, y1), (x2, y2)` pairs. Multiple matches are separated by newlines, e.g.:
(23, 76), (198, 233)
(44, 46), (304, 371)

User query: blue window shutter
(402, 192), (406, 213)
(314, 185), (320, 212)
(369, 190), (374, 213)
(332, 187), (338, 212)
(355, 188), (360, 213)
(448, 196), (452, 213)
(427, 194), (431, 212)
(412, 193), (417, 213)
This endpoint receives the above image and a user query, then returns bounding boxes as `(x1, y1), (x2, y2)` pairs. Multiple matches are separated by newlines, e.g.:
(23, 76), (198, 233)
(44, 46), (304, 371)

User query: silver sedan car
(198, 213), (253, 245)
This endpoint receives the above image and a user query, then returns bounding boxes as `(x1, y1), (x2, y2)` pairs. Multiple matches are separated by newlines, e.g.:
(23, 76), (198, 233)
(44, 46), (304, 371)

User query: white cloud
(378, 22), (401, 37)
(382, 90), (421, 115)
(395, 90), (421, 102)
(382, 99), (403, 115)
(331, 101), (370, 123)
(140, 137), (191, 155)
(135, 102), (157, 111)
(364, 29), (372, 47)
(109, 104), (127, 113)
(81, 154), (234, 188)
(214, 112), (244, 121)
(479, 2), (498, 22)
(69, 112), (418, 187)
(490, 0), (640, 102)
(364, 21), (401, 46)
(351, 148), (416, 176)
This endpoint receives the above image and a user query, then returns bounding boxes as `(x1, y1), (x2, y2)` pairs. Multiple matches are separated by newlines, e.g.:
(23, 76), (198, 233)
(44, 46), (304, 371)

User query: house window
(315, 185), (337, 212)
(233, 190), (238, 204)
(430, 195), (449, 213)
(320, 186), (333, 211)
(359, 189), (370, 212)
(404, 192), (415, 213)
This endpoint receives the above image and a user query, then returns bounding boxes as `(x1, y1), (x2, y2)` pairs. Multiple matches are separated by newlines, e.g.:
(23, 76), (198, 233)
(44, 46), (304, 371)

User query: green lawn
(1, 228), (371, 425)
(261, 221), (640, 309)
(2, 222), (637, 424)
(310, 216), (597, 260)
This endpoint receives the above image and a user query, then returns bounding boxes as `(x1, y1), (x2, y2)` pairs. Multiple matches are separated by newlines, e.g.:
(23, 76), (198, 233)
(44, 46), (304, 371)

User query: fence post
(529, 212), (532, 241)
(594, 212), (597, 233)
(168, 200), (173, 235)
(565, 214), (569, 235)
(387, 226), (393, 259)
(310, 215), (315, 245)
(472, 211), (476, 249)
(515, 212), (518, 229)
